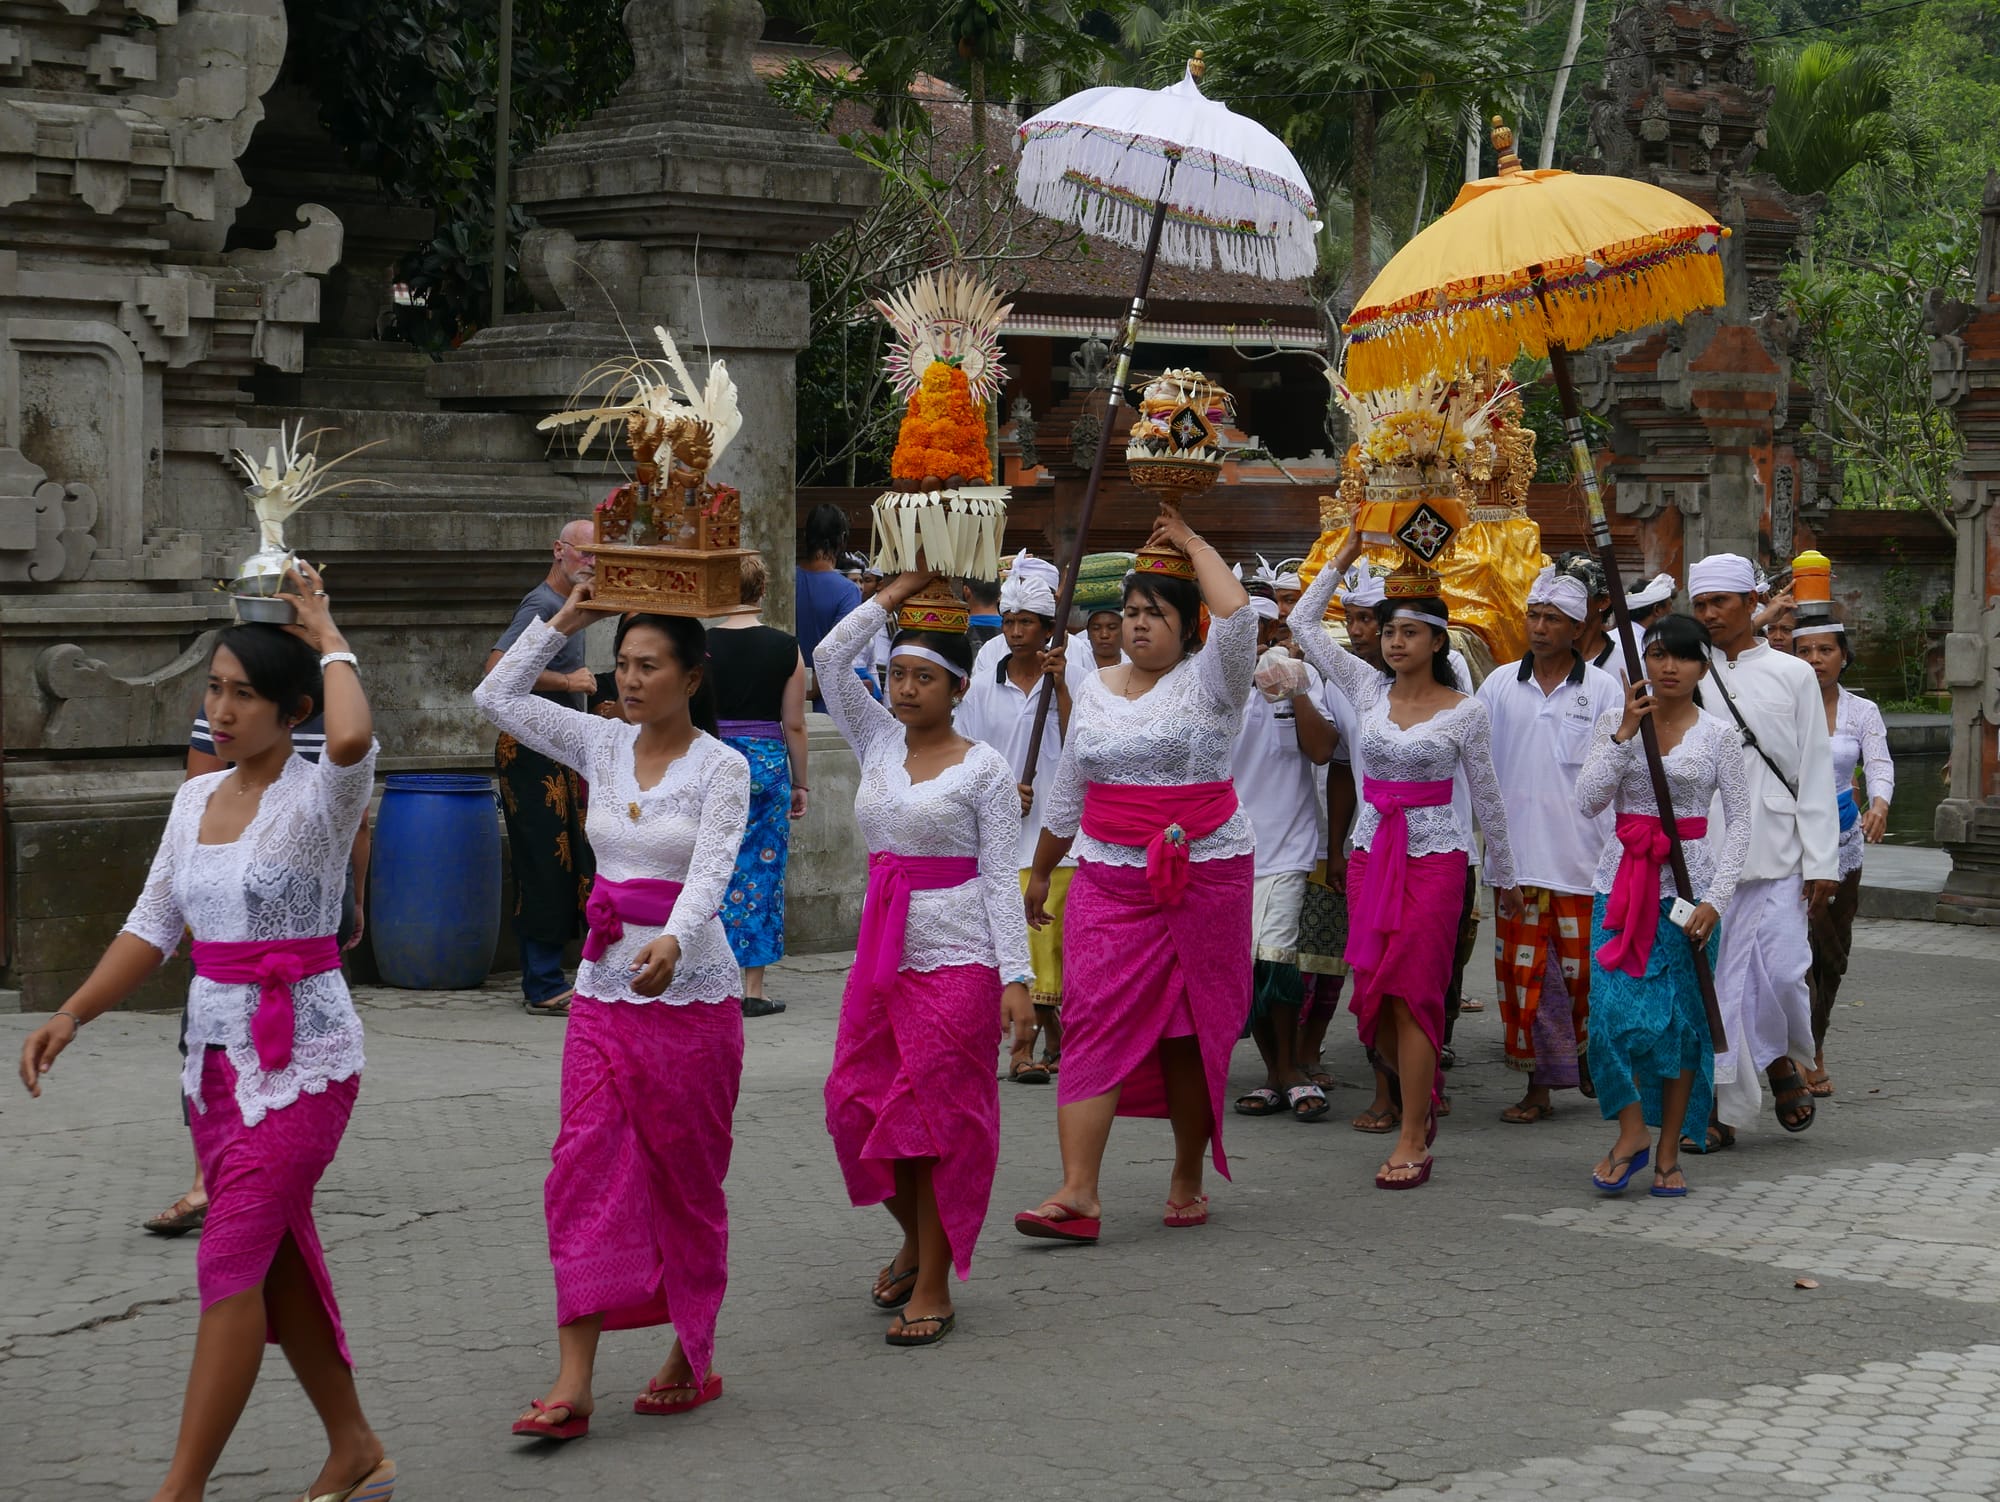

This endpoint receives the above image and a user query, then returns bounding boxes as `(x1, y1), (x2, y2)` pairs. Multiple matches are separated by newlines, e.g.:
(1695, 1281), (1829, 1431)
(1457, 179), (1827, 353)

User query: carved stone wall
(1570, 0), (1835, 580)
(1928, 173), (2000, 923)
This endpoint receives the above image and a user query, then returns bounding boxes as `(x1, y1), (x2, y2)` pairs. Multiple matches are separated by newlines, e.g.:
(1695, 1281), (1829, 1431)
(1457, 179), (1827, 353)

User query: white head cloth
(891, 643), (969, 684)
(1527, 564), (1589, 622)
(1247, 595), (1281, 621)
(1792, 622), (1844, 639)
(999, 550), (1059, 616)
(1687, 553), (1757, 599)
(1337, 567), (1386, 610)
(1252, 554), (1303, 593)
(1626, 572), (1676, 612)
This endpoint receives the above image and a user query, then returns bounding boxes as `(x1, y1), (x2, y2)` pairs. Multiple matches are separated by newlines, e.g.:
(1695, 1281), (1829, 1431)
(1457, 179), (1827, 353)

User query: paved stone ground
(4, 915), (1998, 1501)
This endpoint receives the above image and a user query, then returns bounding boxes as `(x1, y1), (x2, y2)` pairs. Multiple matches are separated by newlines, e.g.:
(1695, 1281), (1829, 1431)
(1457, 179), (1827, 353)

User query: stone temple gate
(0, 0), (876, 1009)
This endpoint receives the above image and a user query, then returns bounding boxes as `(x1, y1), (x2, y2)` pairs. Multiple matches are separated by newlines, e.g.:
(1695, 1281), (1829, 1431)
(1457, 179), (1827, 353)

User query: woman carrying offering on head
(813, 571), (1036, 1347)
(474, 582), (750, 1439)
(1576, 614), (1751, 1197)
(1014, 508), (1258, 1241)
(18, 565), (395, 1502)
(1291, 533), (1521, 1190)
(1792, 618), (1892, 1099)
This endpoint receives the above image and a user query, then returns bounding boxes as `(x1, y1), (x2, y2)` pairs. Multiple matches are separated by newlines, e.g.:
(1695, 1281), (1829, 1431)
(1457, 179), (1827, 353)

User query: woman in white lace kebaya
(473, 585), (749, 1438)
(814, 570), (1035, 1347)
(1292, 535), (1521, 1190)
(1013, 510), (1257, 1243)
(1793, 620), (1894, 1097)
(19, 565), (396, 1502)
(1577, 614), (1750, 1197)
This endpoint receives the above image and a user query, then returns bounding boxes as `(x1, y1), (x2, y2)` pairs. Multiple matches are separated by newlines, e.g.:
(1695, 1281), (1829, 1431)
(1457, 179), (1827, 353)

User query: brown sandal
(1350, 1106), (1401, 1134)
(142, 1193), (208, 1237)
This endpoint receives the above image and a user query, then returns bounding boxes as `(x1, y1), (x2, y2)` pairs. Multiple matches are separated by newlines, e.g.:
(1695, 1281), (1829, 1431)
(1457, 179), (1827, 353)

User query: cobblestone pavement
(4, 917), (1998, 1501)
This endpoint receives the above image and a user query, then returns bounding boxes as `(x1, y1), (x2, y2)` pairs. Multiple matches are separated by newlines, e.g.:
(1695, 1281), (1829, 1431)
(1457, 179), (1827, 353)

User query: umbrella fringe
(1341, 241), (1725, 393)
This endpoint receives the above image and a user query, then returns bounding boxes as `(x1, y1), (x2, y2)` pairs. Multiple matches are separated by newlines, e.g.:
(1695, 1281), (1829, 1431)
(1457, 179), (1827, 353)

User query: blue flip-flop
(1650, 1164), (1689, 1199)
(1591, 1145), (1650, 1194)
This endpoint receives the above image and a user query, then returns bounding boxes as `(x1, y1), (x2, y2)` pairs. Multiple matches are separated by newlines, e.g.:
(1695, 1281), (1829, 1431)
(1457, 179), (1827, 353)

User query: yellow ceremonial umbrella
(1342, 119), (1732, 1050)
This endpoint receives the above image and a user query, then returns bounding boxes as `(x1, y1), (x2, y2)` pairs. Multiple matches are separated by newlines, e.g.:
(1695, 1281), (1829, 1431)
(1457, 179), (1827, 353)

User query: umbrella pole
(1017, 190), (1174, 787)
(1546, 340), (1728, 1053)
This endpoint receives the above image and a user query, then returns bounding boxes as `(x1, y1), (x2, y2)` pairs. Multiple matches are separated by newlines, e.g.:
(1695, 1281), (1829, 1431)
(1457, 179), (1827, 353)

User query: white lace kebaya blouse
(1831, 686), (1894, 880)
(473, 618), (749, 1007)
(1041, 600), (1260, 867)
(1291, 564), (1517, 883)
(1575, 708), (1752, 912)
(815, 601), (1034, 984)
(123, 744), (378, 1126)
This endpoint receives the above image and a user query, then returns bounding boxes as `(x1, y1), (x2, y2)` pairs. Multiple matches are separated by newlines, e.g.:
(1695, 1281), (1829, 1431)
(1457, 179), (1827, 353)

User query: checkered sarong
(1493, 887), (1593, 1076)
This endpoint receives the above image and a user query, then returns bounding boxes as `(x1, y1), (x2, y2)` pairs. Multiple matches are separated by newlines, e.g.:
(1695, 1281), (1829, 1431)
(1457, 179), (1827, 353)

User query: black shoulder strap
(1707, 656), (1798, 799)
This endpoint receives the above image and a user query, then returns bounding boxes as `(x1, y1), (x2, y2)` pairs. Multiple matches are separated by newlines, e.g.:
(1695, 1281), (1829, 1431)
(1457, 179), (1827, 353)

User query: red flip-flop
(511, 1399), (588, 1441)
(1013, 1202), (1101, 1243)
(634, 1371), (723, 1417)
(1162, 1194), (1209, 1228)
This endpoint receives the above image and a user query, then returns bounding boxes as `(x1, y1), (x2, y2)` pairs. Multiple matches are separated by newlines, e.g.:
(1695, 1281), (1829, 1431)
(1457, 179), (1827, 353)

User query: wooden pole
(491, 0), (514, 328)
(1545, 336), (1727, 1052)
(1016, 178), (1175, 788)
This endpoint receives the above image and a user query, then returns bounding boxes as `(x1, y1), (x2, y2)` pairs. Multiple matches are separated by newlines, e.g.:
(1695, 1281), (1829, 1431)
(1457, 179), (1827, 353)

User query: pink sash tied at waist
(1079, 780), (1240, 907)
(189, 935), (342, 1074)
(1348, 778), (1456, 974)
(857, 852), (980, 999)
(580, 875), (685, 963)
(1593, 812), (1707, 977)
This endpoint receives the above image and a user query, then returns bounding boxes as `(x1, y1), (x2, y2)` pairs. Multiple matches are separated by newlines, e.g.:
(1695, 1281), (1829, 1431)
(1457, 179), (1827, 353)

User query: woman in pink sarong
(19, 566), (396, 1502)
(1293, 535), (1521, 1189)
(1014, 509), (1257, 1242)
(474, 582), (750, 1439)
(814, 570), (1036, 1347)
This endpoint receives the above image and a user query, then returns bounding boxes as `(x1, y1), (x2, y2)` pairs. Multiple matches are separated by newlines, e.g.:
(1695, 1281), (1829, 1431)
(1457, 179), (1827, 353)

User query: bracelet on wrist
(319, 650), (359, 671)
(55, 1009), (84, 1034)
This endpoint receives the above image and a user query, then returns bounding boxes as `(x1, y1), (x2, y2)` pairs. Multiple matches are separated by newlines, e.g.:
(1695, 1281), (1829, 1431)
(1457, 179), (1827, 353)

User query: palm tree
(1757, 42), (1933, 199)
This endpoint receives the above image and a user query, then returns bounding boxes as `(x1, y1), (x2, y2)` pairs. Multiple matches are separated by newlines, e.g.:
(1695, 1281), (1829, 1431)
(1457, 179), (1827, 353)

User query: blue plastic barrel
(370, 773), (502, 989)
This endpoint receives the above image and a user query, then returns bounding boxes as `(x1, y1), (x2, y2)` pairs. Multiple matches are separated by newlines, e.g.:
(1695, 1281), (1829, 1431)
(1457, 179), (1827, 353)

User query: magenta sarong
(1057, 853), (1254, 1176)
(189, 935), (341, 1073)
(188, 1050), (359, 1364)
(824, 962), (1002, 1279)
(1595, 812), (1707, 978)
(546, 995), (743, 1381)
(1344, 845), (1468, 1105)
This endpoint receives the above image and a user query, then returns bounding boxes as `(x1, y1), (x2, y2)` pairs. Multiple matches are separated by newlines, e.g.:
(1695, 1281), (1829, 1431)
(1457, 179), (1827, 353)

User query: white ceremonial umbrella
(1011, 55), (1319, 783)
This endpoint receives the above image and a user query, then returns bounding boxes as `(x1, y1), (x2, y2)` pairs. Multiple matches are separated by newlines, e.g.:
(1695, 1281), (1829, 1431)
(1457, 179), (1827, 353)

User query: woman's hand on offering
(874, 569), (942, 612)
(282, 561), (345, 654)
(1148, 506), (1197, 554)
(549, 576), (618, 636)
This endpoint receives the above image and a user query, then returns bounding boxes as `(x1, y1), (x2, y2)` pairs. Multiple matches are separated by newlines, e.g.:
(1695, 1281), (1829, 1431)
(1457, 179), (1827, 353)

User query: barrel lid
(383, 773), (495, 794)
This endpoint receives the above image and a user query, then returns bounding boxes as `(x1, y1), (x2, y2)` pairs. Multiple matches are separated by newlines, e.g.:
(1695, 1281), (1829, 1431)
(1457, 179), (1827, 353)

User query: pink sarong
(1057, 854), (1254, 1176)
(1595, 813), (1707, 978)
(581, 875), (682, 962)
(189, 935), (341, 1073)
(824, 962), (1002, 1279)
(1080, 780), (1239, 906)
(1344, 845), (1467, 1105)
(854, 853), (979, 999)
(1345, 778), (1454, 974)
(546, 995), (743, 1381)
(188, 1050), (359, 1364)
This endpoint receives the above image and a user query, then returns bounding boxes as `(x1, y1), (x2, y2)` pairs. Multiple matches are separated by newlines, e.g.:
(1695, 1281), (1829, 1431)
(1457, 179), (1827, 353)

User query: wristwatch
(319, 651), (359, 671)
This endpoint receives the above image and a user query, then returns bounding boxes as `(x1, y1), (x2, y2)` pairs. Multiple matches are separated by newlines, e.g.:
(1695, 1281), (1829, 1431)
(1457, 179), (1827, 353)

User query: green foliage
(1757, 42), (1931, 197)
(1875, 558), (1950, 700)
(293, 0), (630, 348)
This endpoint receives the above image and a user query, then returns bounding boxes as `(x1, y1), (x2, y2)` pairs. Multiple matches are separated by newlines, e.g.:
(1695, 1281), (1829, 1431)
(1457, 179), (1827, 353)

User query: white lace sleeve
(121, 780), (201, 955)
(1042, 725), (1084, 840)
(1856, 698), (1896, 805)
(313, 741), (380, 848)
(1706, 722), (1753, 913)
(814, 598), (899, 759)
(665, 743), (750, 949)
(1290, 564), (1383, 711)
(472, 616), (618, 777)
(1194, 603), (1259, 714)
(976, 759), (1034, 985)
(1576, 709), (1635, 818)
(1458, 699), (1515, 888)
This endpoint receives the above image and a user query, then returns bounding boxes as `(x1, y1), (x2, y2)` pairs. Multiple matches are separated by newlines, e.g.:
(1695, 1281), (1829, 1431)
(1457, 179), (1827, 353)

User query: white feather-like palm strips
(227, 419), (385, 550)
(536, 326), (742, 477)
(869, 487), (1008, 579)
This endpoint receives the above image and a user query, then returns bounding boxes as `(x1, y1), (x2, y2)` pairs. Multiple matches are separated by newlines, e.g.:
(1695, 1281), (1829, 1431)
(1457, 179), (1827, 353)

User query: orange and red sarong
(1493, 887), (1594, 1082)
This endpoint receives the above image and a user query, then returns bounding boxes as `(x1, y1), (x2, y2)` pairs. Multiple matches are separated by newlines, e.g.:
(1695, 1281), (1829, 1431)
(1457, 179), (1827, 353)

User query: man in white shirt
(1689, 552), (1840, 1144)
(1230, 594), (1340, 1121)
(1476, 567), (1623, 1123)
(957, 555), (1071, 1082)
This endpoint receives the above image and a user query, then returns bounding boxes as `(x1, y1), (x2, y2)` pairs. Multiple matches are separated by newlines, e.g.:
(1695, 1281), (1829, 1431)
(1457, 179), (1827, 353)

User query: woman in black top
(707, 554), (810, 1015)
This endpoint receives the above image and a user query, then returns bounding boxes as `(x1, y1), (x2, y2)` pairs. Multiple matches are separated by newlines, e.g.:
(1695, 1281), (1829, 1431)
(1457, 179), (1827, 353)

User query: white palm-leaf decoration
(872, 271), (1013, 407)
(228, 420), (386, 550)
(537, 326), (741, 478)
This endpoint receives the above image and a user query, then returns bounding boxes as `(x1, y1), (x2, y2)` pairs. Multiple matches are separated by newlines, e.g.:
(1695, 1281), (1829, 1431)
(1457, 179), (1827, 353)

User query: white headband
(1527, 564), (1589, 622)
(1688, 553), (1757, 598)
(1626, 572), (1676, 611)
(1387, 606), (1449, 630)
(891, 645), (969, 683)
(1247, 596), (1280, 621)
(1792, 622), (1844, 639)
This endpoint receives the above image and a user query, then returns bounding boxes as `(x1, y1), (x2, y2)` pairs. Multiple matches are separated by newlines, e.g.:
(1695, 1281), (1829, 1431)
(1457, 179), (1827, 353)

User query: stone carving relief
(0, 446), (97, 581)
(1770, 463), (1796, 558)
(34, 630), (221, 751)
